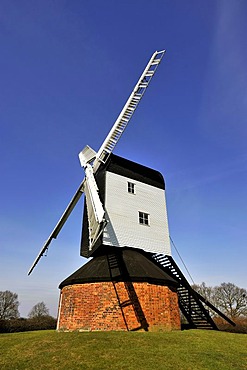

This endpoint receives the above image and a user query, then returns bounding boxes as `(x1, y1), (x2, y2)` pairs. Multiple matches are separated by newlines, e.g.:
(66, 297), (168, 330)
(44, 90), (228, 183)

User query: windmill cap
(100, 154), (166, 190)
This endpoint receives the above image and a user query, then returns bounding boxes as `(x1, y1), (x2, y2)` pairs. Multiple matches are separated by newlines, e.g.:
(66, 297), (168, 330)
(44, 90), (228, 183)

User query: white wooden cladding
(103, 171), (171, 255)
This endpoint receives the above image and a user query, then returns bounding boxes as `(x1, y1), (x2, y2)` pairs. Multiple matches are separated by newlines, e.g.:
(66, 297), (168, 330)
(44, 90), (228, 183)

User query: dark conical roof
(59, 248), (177, 289)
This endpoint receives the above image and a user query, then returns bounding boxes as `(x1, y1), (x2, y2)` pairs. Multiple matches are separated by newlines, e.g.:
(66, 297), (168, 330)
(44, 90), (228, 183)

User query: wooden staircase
(151, 254), (235, 330)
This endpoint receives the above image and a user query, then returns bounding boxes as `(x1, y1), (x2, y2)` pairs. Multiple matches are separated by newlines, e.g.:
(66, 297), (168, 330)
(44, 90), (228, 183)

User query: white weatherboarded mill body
(80, 154), (171, 257)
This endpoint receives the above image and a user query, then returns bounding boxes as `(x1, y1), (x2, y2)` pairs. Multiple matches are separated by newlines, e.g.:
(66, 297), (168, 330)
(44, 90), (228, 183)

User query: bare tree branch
(28, 302), (50, 318)
(0, 291), (20, 320)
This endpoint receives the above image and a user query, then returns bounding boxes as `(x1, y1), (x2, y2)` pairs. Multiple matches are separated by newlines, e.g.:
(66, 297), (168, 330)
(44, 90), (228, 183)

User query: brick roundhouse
(57, 248), (181, 331)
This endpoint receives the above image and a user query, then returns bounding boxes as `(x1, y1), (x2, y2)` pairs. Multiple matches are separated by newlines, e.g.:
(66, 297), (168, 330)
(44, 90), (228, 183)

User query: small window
(128, 182), (135, 194)
(139, 212), (149, 226)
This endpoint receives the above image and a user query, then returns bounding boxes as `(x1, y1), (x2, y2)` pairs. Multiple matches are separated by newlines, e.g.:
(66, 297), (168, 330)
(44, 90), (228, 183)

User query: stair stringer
(151, 254), (219, 330)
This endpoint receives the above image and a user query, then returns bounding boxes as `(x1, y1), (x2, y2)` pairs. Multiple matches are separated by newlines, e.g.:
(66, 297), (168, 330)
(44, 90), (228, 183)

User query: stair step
(152, 253), (218, 330)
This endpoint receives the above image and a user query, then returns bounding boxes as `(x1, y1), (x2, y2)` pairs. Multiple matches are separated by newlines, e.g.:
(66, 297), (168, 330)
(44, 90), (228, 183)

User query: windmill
(29, 51), (235, 331)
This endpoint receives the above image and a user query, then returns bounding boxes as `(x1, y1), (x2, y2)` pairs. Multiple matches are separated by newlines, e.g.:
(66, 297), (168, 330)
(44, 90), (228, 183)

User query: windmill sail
(28, 179), (85, 275)
(93, 50), (166, 172)
(83, 179), (104, 250)
(28, 50), (166, 274)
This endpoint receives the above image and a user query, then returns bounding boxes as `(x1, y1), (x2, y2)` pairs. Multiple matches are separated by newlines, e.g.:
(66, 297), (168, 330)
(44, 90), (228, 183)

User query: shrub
(0, 316), (57, 333)
(214, 316), (247, 334)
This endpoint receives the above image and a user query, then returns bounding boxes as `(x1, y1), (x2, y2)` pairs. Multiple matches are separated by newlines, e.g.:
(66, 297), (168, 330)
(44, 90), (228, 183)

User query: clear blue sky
(0, 0), (246, 318)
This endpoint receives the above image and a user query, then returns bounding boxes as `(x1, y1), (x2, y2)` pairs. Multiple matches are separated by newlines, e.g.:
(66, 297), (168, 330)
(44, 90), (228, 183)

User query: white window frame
(139, 211), (150, 226)
(127, 181), (136, 194)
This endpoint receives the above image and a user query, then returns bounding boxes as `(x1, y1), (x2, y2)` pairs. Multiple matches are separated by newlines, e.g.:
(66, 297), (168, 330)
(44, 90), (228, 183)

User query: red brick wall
(57, 282), (181, 331)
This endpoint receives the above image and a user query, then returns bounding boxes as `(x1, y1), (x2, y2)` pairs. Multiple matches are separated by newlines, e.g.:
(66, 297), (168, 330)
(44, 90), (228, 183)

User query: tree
(192, 282), (216, 304)
(192, 282), (219, 317)
(0, 291), (20, 319)
(192, 282), (247, 319)
(214, 283), (247, 319)
(28, 302), (50, 319)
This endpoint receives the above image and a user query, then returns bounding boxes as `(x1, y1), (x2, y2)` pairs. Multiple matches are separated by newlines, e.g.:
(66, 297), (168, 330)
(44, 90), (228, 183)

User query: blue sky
(0, 0), (246, 317)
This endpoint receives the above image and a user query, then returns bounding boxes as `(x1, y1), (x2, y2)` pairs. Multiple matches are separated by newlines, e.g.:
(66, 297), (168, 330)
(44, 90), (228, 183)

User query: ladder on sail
(94, 50), (166, 171)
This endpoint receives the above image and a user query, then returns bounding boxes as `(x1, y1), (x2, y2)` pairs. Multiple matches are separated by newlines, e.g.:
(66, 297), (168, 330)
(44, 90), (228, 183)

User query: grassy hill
(0, 329), (246, 370)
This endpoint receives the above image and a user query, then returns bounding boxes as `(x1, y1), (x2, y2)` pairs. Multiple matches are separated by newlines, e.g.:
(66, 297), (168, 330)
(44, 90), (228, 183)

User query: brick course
(57, 281), (181, 331)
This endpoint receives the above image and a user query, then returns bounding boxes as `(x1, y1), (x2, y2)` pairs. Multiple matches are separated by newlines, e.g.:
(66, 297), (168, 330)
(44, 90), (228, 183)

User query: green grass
(0, 330), (246, 370)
